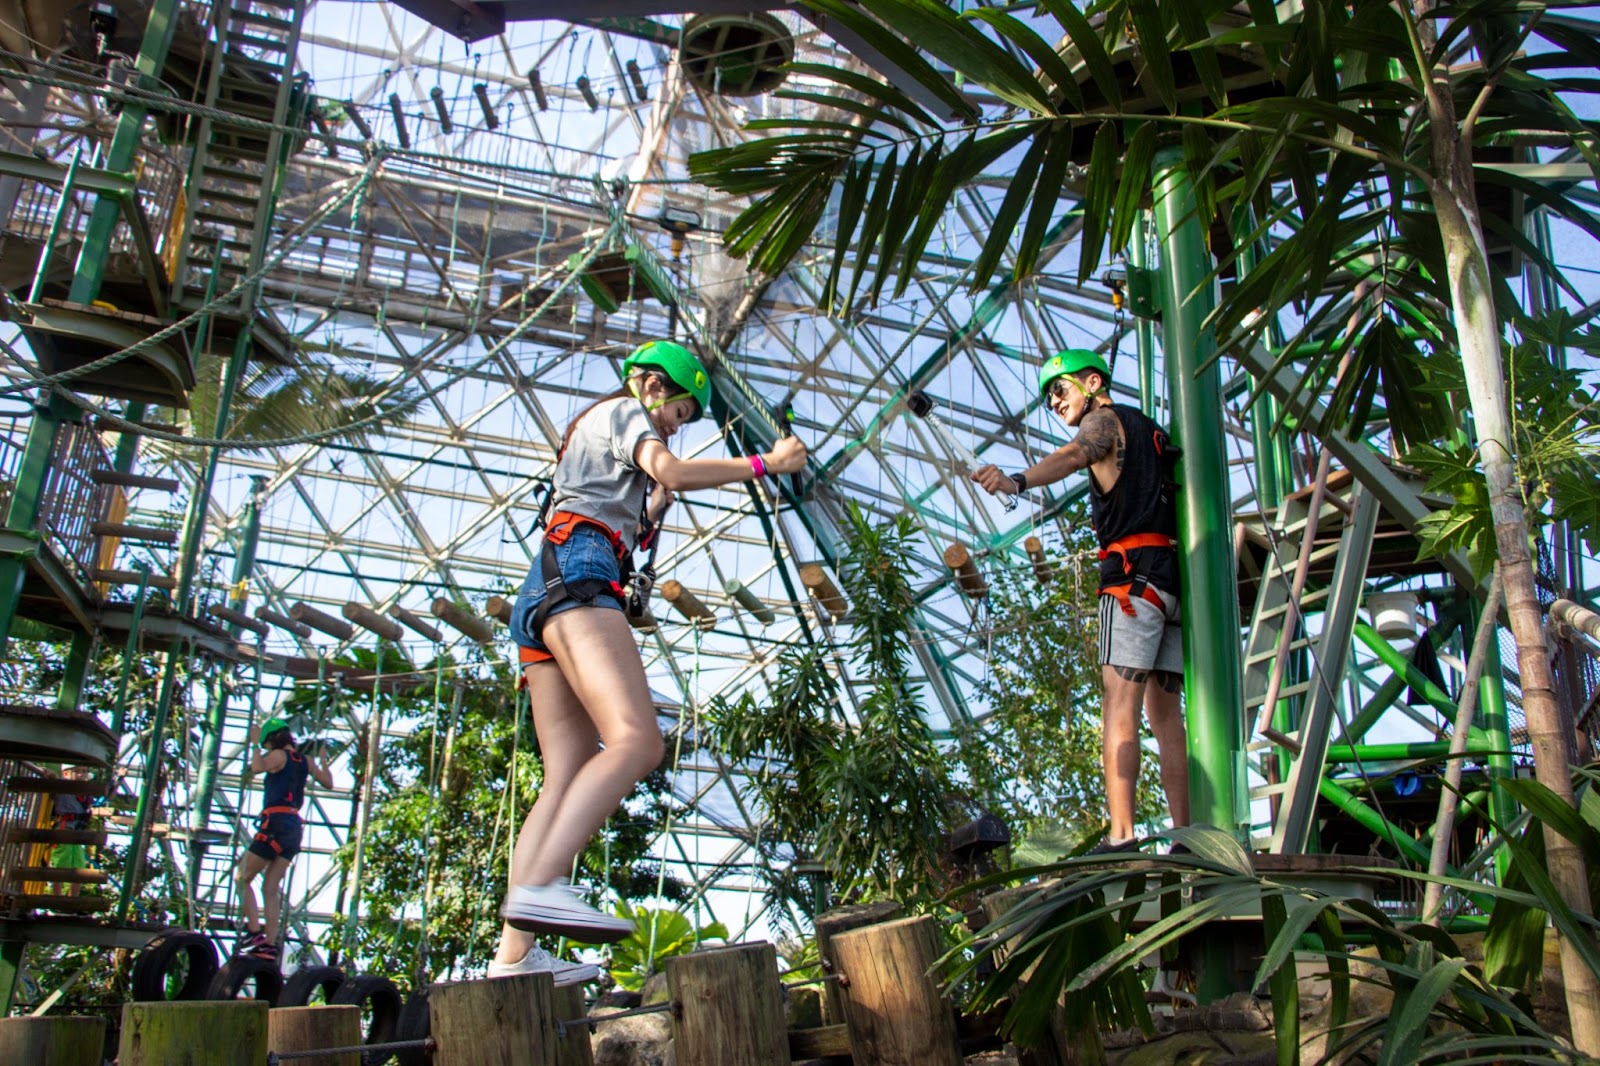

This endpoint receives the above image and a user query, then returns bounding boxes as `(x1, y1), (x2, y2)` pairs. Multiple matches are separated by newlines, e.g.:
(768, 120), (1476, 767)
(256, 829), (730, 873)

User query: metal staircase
(1239, 470), (1381, 853)
(171, 0), (308, 321)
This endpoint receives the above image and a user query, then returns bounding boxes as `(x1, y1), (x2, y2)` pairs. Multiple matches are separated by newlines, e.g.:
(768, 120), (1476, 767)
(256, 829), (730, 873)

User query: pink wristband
(750, 454), (767, 478)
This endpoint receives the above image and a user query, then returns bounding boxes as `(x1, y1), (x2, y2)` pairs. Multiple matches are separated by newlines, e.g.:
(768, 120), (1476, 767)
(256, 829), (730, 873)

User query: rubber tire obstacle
(329, 973), (403, 1065)
(130, 931), (220, 1001)
(278, 964), (347, 1007)
(206, 954), (285, 1003)
(393, 986), (430, 1066)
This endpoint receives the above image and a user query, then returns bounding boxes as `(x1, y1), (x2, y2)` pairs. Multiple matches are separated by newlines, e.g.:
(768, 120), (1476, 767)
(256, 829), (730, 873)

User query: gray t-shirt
(548, 397), (662, 550)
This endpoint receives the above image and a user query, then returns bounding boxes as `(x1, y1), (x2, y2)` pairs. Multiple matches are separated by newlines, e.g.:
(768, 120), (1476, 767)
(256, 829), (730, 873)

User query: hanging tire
(278, 964), (346, 1007)
(393, 985), (430, 1066)
(331, 973), (404, 1065)
(130, 930), (219, 1001)
(206, 953), (284, 1003)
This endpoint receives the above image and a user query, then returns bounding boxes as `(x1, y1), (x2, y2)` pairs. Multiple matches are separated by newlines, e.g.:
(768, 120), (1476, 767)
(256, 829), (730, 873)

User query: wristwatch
(1010, 472), (1027, 493)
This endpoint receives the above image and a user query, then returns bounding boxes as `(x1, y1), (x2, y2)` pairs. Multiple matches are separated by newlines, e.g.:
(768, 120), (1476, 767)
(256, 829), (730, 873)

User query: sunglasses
(1048, 377), (1078, 401)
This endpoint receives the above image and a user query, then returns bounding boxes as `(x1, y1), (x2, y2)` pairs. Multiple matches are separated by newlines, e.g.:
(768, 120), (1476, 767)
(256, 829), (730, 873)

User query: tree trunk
(1425, 55), (1600, 1055)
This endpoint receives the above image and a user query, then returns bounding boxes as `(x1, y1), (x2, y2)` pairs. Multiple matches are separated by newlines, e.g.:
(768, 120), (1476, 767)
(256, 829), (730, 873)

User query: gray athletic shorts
(1098, 585), (1183, 674)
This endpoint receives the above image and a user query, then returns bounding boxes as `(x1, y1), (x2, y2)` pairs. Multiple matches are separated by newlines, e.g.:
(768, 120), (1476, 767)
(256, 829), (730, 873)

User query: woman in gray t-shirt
(491, 341), (807, 985)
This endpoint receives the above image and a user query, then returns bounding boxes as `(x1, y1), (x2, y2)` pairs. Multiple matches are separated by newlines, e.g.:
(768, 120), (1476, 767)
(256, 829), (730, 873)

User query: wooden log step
(3, 827), (107, 846)
(7, 775), (109, 794)
(13, 894), (113, 914)
(91, 469), (180, 492)
(789, 1024), (851, 1059)
(208, 604), (270, 637)
(8, 866), (110, 884)
(90, 521), (178, 545)
(92, 569), (177, 591)
(103, 815), (170, 836)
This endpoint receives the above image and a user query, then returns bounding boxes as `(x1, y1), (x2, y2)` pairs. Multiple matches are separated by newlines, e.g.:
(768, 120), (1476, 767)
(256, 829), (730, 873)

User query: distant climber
(236, 717), (334, 959)
(973, 348), (1189, 850)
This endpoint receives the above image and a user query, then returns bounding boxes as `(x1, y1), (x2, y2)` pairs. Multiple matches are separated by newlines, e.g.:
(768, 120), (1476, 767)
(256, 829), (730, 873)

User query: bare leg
(1101, 664), (1148, 841)
(520, 607), (663, 883)
(236, 851), (270, 933)
(495, 660), (600, 964)
(1146, 671), (1190, 827)
(262, 856), (292, 942)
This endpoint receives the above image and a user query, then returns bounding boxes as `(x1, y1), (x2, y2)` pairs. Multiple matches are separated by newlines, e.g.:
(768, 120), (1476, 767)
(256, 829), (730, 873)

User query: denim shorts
(510, 525), (624, 657)
(248, 812), (303, 861)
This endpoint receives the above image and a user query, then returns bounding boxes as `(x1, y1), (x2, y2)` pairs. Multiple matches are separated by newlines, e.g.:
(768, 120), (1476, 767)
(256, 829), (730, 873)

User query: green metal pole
(0, 391), (77, 660)
(65, 0), (180, 305)
(1470, 600), (1518, 882)
(188, 477), (269, 896)
(54, 629), (96, 714)
(1151, 145), (1245, 838)
(108, 565), (152, 740)
(1325, 741), (1500, 762)
(1351, 623), (1491, 748)
(118, 639), (188, 920)
(343, 652), (384, 956)
(28, 145), (83, 304)
(0, 941), (23, 1015)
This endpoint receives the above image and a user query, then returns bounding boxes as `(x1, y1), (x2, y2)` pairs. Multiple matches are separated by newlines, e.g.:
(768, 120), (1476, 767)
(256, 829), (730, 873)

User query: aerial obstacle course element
(1024, 535), (1054, 584)
(726, 579), (776, 625)
(661, 580), (715, 624)
(799, 563), (847, 618)
(431, 598), (493, 643)
(290, 602), (354, 641)
(256, 606), (313, 639)
(342, 603), (405, 643)
(388, 604), (443, 642)
(486, 596), (513, 625)
(0, 1015), (106, 1066)
(944, 542), (988, 599)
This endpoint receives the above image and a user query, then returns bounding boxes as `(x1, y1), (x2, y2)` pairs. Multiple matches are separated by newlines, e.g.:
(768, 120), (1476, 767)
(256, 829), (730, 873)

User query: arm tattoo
(1075, 409), (1120, 465)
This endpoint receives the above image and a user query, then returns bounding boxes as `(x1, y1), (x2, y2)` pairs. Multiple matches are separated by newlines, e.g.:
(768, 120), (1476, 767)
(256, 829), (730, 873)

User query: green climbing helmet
(259, 717), (291, 744)
(1038, 348), (1112, 399)
(623, 340), (711, 422)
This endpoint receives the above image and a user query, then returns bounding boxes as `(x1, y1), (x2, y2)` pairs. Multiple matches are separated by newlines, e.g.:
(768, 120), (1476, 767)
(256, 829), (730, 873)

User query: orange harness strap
(1096, 532), (1178, 575)
(1099, 582), (1167, 617)
(544, 510), (627, 557)
(260, 806), (300, 817)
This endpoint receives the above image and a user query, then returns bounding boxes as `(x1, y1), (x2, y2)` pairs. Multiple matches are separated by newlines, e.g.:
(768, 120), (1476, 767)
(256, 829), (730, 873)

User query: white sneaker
(500, 879), (634, 943)
(487, 944), (600, 987)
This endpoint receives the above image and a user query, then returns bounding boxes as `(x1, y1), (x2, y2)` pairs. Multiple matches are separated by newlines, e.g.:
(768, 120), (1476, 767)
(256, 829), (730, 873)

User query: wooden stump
(0, 1015), (105, 1066)
(831, 915), (962, 1066)
(551, 984), (594, 1066)
(666, 942), (790, 1066)
(430, 975), (557, 1066)
(814, 900), (903, 1025)
(119, 1001), (268, 1065)
(268, 1005), (362, 1066)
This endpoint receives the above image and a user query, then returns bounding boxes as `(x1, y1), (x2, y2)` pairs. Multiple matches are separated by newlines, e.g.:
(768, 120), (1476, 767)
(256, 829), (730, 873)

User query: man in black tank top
(974, 348), (1189, 851)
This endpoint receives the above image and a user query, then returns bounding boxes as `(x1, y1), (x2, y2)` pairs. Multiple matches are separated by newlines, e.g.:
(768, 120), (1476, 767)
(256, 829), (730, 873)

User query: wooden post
(944, 542), (988, 598)
(1024, 536), (1055, 583)
(813, 901), (902, 1025)
(268, 1005), (362, 1066)
(551, 984), (594, 1066)
(486, 596), (513, 624)
(343, 602), (405, 641)
(430, 975), (558, 1066)
(432, 598), (494, 642)
(290, 601), (355, 640)
(0, 1016), (105, 1066)
(981, 887), (1076, 1066)
(799, 563), (848, 616)
(666, 942), (790, 1066)
(831, 915), (962, 1066)
(119, 1001), (268, 1065)
(661, 580), (714, 623)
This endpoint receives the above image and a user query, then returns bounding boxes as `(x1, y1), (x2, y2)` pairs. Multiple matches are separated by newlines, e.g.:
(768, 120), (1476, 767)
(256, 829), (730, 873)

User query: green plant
(601, 902), (729, 991)
(950, 514), (1166, 847)
(706, 503), (956, 910)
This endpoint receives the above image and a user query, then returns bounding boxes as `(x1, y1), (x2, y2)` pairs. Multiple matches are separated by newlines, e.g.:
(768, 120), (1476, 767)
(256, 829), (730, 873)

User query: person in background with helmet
(973, 349), (1189, 852)
(236, 716), (334, 959)
(495, 340), (806, 985)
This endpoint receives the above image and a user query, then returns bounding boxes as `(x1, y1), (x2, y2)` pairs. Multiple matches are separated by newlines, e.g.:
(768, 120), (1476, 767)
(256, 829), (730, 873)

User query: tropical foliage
(950, 509), (1165, 843)
(707, 503), (956, 911)
(602, 902), (728, 991)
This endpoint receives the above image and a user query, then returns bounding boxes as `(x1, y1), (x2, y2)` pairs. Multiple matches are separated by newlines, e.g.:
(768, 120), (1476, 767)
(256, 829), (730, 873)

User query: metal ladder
(171, 0), (308, 308)
(1240, 471), (1379, 854)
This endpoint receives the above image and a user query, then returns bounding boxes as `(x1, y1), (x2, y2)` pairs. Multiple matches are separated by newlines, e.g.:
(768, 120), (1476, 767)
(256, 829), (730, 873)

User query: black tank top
(1087, 405), (1180, 596)
(262, 748), (309, 812)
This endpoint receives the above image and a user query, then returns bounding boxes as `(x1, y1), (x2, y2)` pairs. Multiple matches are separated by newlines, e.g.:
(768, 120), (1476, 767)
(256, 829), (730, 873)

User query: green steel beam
(1325, 741), (1501, 762)
(1471, 598), (1518, 882)
(0, 392), (78, 660)
(1351, 622), (1491, 749)
(1151, 149), (1246, 843)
